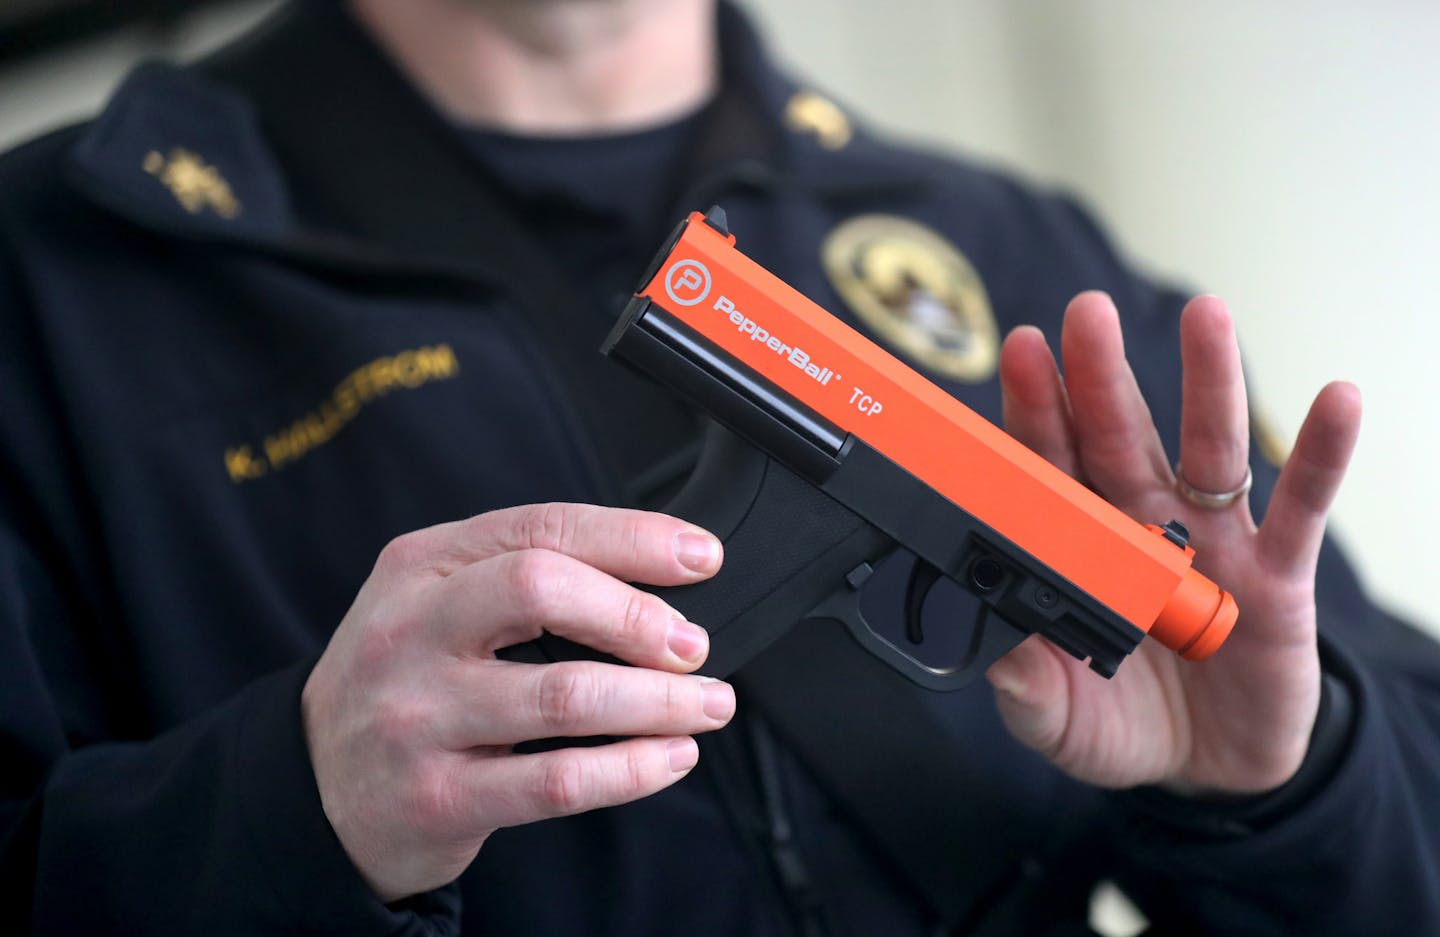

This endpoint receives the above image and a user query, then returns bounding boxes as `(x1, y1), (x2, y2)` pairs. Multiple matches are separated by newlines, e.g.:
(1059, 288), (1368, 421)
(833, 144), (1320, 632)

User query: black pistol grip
(648, 425), (894, 677)
(509, 424), (893, 677)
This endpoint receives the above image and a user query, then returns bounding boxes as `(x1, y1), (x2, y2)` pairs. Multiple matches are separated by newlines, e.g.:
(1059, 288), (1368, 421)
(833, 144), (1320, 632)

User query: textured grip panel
(652, 456), (866, 631)
(508, 426), (892, 678)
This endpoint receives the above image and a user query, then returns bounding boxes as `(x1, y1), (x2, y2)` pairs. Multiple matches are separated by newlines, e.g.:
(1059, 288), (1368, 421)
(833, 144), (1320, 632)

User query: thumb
(986, 636), (1071, 759)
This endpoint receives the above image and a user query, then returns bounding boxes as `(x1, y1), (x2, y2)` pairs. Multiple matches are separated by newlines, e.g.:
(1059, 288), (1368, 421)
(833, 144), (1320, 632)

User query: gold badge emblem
(785, 90), (852, 151)
(143, 148), (241, 219)
(822, 215), (998, 382)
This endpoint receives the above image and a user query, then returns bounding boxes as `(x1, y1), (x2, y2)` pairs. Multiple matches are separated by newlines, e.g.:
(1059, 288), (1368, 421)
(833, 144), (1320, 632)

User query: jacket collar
(65, 0), (938, 272)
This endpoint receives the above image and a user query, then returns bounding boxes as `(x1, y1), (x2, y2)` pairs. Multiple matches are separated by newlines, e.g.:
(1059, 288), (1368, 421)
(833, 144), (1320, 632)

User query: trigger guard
(809, 587), (1031, 692)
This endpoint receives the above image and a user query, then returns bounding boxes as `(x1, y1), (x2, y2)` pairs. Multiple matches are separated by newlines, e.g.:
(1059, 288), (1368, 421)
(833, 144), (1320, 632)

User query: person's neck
(349, 0), (717, 134)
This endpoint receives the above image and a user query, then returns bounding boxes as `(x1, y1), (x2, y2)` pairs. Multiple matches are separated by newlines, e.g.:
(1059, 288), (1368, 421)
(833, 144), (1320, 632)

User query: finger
(985, 635), (1072, 760)
(437, 661), (734, 747)
(1177, 296), (1252, 509)
(999, 326), (1082, 476)
(436, 548), (711, 669)
(384, 502), (723, 584)
(1059, 292), (1172, 503)
(1256, 382), (1362, 574)
(459, 735), (700, 830)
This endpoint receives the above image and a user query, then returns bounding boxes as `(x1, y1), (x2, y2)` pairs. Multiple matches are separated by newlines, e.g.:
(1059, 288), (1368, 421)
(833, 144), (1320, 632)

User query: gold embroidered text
(224, 344), (459, 483)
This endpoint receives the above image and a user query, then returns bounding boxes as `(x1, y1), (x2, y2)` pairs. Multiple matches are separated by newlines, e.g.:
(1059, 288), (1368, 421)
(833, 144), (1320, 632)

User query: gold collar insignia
(143, 147), (241, 219)
(785, 90), (853, 151)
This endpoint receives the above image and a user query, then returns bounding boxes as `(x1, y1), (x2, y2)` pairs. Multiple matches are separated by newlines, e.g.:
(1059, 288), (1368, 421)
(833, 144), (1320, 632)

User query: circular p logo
(664, 259), (712, 307)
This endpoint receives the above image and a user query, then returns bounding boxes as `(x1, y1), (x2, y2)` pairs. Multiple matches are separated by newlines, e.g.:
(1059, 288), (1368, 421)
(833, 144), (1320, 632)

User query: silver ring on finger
(1173, 463), (1252, 510)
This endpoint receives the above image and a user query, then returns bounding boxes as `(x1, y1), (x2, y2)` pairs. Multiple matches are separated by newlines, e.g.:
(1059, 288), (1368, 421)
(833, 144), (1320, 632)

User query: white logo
(712, 295), (839, 388)
(664, 259), (712, 307)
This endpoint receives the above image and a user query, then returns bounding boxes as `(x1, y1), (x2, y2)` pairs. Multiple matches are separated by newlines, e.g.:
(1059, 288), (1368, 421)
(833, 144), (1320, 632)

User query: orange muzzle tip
(1150, 566), (1238, 661)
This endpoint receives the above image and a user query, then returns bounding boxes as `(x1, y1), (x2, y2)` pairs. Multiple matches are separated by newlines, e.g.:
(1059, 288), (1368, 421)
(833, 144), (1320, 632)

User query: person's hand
(301, 503), (735, 902)
(987, 292), (1361, 796)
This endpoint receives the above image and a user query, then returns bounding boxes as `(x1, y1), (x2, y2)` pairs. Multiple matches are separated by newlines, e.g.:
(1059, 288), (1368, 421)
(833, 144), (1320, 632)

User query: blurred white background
(1, 0), (1435, 635)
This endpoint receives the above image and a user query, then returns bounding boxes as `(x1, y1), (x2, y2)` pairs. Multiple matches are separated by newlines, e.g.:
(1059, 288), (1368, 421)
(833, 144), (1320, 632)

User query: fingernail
(701, 679), (736, 721)
(667, 737), (699, 774)
(673, 531), (721, 574)
(667, 617), (709, 664)
(987, 664), (1027, 700)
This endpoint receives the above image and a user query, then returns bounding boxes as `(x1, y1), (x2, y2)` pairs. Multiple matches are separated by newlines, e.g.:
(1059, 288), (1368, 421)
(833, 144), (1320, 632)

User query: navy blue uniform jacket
(1, 3), (1437, 934)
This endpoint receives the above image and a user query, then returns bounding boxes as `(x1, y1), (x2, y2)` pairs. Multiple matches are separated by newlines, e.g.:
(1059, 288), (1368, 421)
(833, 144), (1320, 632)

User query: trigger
(904, 560), (943, 645)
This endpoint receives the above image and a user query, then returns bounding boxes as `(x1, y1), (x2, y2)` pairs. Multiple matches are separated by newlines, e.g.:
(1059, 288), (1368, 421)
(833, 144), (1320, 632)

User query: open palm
(987, 292), (1361, 794)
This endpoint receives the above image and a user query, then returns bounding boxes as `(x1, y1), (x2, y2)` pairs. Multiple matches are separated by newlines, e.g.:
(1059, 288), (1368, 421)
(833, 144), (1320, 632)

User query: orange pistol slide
(543, 207), (1237, 689)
